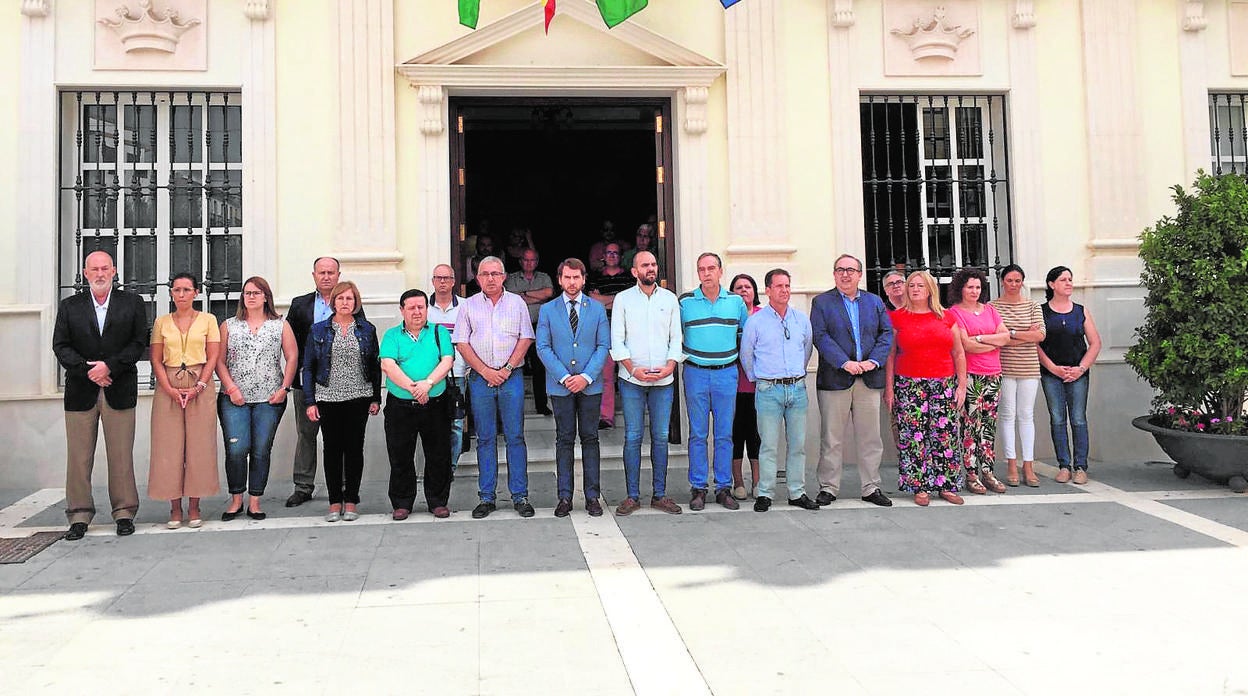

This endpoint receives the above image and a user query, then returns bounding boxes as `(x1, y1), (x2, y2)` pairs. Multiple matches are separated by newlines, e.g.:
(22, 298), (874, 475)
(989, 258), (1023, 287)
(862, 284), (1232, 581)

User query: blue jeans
(468, 370), (528, 502)
(552, 392), (602, 500)
(683, 365), (737, 492)
(217, 397), (287, 495)
(448, 375), (465, 473)
(755, 380), (808, 500)
(619, 380), (674, 501)
(1041, 371), (1090, 470)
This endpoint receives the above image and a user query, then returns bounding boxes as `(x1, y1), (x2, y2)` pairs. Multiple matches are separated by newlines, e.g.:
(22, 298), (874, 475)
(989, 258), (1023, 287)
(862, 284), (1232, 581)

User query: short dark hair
(1045, 265), (1072, 301)
(399, 289), (428, 308)
(729, 273), (760, 307)
(170, 272), (200, 291)
(764, 268), (791, 288)
(833, 254), (863, 272)
(999, 263), (1026, 281)
(948, 268), (988, 306)
(312, 256), (341, 271)
(557, 258), (587, 278)
(696, 252), (722, 269)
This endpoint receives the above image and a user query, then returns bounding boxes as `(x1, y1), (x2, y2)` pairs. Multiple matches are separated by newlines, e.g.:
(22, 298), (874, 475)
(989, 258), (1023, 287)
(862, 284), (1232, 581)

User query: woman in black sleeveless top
(1037, 266), (1102, 484)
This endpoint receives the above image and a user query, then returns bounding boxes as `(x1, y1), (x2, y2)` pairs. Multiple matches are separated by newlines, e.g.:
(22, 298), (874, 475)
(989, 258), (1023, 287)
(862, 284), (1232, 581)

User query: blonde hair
(328, 281), (363, 315)
(902, 271), (945, 317)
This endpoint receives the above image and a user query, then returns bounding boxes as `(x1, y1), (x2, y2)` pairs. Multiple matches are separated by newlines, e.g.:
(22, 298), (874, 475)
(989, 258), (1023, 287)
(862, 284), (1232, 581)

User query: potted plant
(1127, 171), (1248, 491)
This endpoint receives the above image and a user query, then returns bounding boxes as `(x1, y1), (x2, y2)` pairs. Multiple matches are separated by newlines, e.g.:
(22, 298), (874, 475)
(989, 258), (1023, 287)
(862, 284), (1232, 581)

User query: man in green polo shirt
(379, 289), (455, 520)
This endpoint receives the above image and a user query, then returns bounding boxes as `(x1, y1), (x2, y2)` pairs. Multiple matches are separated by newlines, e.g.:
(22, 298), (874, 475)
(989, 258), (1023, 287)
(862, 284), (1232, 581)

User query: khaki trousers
(148, 364), (220, 500)
(816, 380), (884, 497)
(64, 391), (139, 523)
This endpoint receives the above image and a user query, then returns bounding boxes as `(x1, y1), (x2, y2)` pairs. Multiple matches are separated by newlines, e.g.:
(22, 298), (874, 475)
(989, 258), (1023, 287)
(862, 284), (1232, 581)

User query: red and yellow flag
(543, 0), (556, 34)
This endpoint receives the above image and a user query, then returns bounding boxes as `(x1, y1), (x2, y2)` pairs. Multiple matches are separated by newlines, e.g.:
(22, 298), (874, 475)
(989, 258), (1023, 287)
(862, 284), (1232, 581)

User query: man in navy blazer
(810, 254), (895, 507)
(536, 257), (610, 517)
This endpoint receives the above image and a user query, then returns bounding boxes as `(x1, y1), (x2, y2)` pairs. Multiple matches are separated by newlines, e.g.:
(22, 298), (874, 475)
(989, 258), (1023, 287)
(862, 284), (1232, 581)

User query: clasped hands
(841, 360), (877, 376)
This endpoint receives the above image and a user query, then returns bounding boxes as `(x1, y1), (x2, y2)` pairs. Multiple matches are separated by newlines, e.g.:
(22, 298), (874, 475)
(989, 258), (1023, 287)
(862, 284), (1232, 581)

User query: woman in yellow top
(150, 273), (221, 528)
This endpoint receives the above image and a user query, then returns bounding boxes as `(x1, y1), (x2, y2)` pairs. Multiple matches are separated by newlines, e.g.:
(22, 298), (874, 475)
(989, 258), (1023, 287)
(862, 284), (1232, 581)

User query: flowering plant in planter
(1126, 172), (1248, 437)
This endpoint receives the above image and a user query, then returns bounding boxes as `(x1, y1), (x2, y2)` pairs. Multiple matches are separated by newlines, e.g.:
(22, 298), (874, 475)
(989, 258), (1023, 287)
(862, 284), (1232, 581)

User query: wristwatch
(974, 335), (982, 344)
(1010, 329), (1017, 339)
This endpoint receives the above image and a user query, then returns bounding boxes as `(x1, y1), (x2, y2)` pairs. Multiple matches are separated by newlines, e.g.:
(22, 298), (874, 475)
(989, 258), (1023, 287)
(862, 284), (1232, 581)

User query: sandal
(913, 492), (930, 507)
(939, 491), (965, 505)
(982, 472), (1007, 494)
(966, 475), (988, 495)
(1006, 460), (1020, 487)
(1022, 461), (1040, 487)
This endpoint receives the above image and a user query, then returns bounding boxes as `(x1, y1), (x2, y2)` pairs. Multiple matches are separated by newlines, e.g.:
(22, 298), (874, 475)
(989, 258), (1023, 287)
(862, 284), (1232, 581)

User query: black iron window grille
(859, 94), (1013, 295)
(1210, 93), (1248, 178)
(59, 90), (243, 387)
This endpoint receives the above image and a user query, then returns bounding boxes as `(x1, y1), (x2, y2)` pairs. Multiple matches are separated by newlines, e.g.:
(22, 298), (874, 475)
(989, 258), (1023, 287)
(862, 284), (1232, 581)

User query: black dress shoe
(862, 489), (894, 507)
(586, 498), (603, 517)
(598, 418), (614, 430)
(64, 522), (88, 541)
(753, 496), (771, 512)
(815, 491), (836, 506)
(788, 494), (820, 510)
(471, 501), (496, 519)
(554, 499), (573, 518)
(514, 499), (536, 518)
(115, 519), (135, 537)
(246, 510), (268, 520)
(715, 488), (740, 510)
(536, 406), (553, 416)
(285, 490), (312, 508)
(221, 507), (243, 521)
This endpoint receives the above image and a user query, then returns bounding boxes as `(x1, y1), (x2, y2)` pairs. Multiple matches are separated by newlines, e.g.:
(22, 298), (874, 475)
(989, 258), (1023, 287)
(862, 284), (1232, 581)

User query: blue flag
(721, 0), (742, 7)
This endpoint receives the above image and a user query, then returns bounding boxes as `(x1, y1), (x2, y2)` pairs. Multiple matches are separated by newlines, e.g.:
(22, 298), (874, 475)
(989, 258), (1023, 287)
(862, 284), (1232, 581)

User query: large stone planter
(1132, 415), (1248, 492)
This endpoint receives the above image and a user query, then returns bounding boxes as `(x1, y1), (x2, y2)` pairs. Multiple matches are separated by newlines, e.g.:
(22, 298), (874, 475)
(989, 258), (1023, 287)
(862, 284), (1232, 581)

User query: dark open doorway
(450, 97), (675, 293)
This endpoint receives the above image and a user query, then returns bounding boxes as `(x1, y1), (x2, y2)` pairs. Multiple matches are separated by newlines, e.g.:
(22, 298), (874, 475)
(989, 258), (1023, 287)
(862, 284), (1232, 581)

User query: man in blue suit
(536, 257), (611, 517)
(810, 254), (895, 507)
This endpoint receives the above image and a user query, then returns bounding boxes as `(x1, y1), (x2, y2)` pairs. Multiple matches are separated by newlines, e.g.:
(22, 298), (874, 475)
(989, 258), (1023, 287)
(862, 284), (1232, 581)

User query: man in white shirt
(428, 264), (468, 472)
(609, 251), (684, 515)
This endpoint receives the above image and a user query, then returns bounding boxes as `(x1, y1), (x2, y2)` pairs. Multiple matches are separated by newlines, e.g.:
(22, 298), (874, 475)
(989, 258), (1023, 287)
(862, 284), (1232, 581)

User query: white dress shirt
(609, 284), (684, 386)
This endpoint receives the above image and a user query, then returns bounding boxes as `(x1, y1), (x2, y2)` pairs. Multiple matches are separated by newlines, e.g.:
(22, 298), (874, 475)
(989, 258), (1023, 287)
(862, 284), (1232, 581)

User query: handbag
(433, 326), (466, 419)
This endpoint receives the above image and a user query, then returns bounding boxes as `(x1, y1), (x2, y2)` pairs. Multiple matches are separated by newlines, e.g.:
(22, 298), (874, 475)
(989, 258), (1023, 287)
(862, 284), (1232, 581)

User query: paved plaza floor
(3, 458), (1248, 695)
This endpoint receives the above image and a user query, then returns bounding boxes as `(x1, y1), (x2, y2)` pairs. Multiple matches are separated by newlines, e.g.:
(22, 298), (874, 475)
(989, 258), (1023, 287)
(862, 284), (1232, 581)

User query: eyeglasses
(604, 251), (620, 256)
(242, 290), (264, 297)
(432, 275), (454, 282)
(478, 271), (505, 278)
(884, 280), (905, 288)
(834, 267), (861, 275)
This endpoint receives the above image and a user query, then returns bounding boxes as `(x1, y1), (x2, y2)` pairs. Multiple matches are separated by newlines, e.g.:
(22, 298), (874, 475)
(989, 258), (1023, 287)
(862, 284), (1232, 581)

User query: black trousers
(384, 393), (453, 511)
(317, 397), (371, 505)
(524, 340), (548, 411)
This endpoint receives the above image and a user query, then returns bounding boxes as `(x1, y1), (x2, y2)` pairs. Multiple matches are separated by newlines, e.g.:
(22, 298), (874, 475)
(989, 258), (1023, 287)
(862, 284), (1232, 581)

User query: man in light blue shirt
(740, 269), (819, 511)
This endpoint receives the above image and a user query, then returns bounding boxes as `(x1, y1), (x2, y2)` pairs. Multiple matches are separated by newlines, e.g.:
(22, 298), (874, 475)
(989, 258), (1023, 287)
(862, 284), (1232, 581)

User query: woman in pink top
(729, 273), (762, 499)
(948, 269), (1011, 495)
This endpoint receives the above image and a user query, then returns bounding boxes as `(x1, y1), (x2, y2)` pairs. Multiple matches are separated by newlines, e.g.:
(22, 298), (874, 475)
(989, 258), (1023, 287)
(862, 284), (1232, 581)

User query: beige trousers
(148, 364), (220, 500)
(64, 391), (139, 523)
(816, 381), (885, 497)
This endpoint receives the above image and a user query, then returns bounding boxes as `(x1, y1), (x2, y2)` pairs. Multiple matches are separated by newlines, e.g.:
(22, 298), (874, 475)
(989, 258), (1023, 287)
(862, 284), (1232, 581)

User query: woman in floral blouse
(884, 271), (968, 506)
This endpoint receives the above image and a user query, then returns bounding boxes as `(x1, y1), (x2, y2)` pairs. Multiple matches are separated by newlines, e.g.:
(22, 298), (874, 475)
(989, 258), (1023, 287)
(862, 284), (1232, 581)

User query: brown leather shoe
(554, 499), (573, 518)
(939, 491), (965, 505)
(650, 496), (682, 515)
(689, 489), (707, 511)
(615, 498), (642, 515)
(431, 506), (450, 518)
(1072, 469), (1089, 485)
(1055, 468), (1073, 483)
(982, 472), (1007, 494)
(586, 498), (604, 517)
(715, 488), (740, 510)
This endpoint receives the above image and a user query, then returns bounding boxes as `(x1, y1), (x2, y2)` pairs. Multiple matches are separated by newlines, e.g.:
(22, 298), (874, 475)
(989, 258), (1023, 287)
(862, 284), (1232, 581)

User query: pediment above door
(397, 0), (724, 89)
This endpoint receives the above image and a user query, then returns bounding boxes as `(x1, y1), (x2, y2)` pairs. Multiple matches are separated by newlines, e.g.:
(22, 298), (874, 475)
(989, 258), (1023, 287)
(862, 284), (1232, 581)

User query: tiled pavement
(3, 458), (1248, 695)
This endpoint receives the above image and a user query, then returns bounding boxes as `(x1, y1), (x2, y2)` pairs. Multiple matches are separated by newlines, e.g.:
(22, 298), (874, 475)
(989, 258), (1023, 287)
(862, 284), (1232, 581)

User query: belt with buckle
(687, 361), (737, 370)
(760, 376), (804, 385)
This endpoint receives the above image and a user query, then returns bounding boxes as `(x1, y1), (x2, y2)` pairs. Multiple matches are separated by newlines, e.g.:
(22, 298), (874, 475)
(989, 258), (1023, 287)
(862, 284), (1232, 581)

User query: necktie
(569, 300), (579, 335)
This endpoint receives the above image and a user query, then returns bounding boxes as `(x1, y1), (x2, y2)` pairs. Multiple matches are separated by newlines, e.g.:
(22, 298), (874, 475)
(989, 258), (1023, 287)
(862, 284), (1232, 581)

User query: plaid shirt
(451, 290), (534, 369)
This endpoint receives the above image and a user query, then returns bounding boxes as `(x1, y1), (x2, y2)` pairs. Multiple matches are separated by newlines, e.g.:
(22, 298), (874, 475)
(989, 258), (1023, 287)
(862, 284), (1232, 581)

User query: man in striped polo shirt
(679, 252), (750, 511)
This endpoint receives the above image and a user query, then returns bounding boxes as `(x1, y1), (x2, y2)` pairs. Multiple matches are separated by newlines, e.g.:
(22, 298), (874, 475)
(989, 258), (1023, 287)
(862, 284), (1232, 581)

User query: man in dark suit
(810, 253), (895, 507)
(284, 256), (365, 507)
(536, 258), (610, 517)
(52, 250), (148, 539)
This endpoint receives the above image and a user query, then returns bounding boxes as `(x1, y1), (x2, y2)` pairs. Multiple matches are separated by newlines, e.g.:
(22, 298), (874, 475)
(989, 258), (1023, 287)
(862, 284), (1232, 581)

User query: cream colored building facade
(3, 0), (1247, 486)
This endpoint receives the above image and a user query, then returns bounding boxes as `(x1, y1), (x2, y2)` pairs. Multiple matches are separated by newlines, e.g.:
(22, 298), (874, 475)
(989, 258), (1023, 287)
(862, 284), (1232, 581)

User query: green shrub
(1126, 172), (1248, 435)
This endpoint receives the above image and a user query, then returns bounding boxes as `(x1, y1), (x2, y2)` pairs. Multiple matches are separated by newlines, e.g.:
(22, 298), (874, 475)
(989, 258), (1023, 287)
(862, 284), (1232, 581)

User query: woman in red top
(884, 271), (968, 506)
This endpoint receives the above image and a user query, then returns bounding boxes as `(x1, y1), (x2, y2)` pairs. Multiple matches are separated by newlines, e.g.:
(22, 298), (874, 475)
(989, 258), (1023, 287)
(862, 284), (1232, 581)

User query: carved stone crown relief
(883, 0), (982, 76)
(94, 0), (207, 71)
